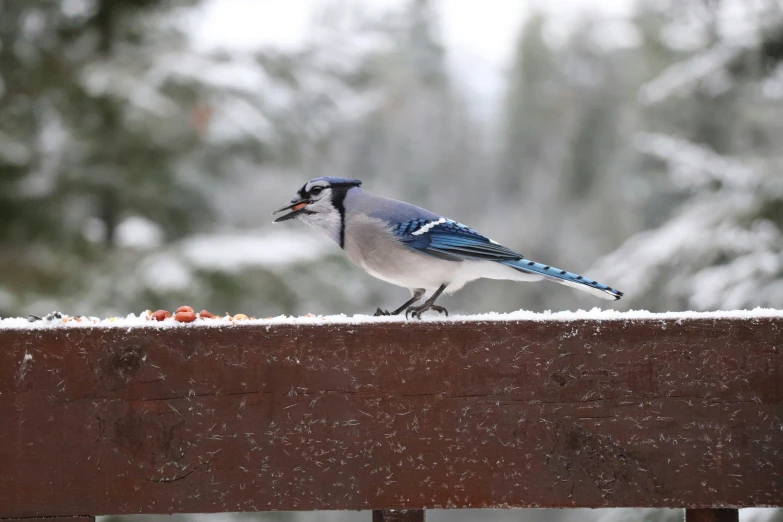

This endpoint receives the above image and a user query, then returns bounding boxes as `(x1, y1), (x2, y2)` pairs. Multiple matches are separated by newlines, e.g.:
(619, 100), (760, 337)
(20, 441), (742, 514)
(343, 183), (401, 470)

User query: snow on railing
(1, 309), (781, 522)
(1, 307), (782, 330)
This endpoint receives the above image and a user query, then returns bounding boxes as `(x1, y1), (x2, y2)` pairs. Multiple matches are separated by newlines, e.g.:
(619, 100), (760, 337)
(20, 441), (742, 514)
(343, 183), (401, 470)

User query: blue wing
(392, 218), (522, 262)
(391, 218), (623, 300)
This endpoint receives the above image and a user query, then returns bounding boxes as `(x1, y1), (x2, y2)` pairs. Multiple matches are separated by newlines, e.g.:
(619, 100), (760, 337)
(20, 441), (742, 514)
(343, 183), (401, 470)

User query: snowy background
(2, 0), (783, 520)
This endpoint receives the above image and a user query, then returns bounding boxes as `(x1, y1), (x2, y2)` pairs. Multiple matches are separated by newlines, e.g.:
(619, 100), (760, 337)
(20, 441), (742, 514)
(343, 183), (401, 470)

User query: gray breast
(342, 213), (402, 272)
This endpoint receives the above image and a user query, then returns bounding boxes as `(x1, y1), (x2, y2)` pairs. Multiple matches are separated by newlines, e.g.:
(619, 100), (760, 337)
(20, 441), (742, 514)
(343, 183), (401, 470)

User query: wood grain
(0, 517), (95, 522)
(0, 318), (781, 517)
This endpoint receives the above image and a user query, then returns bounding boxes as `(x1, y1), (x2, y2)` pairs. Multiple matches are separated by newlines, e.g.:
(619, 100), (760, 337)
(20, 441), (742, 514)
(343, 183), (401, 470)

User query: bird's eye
(310, 186), (323, 195)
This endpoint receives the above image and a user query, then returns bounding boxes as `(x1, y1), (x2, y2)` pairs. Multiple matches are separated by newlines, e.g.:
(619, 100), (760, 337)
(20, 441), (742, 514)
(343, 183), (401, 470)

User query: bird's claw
(374, 308), (392, 317)
(405, 304), (448, 320)
(431, 305), (448, 317)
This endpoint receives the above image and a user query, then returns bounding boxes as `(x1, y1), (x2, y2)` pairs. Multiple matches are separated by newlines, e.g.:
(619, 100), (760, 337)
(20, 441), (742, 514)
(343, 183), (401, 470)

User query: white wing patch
(411, 218), (447, 236)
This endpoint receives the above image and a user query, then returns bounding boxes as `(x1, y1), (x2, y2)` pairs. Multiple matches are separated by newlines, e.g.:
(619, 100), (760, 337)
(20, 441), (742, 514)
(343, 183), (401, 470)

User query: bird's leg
(375, 289), (425, 316)
(406, 284), (448, 319)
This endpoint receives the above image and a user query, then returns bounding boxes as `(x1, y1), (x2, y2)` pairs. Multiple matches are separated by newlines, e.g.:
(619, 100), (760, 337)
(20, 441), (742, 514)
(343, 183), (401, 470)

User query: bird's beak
(272, 199), (310, 223)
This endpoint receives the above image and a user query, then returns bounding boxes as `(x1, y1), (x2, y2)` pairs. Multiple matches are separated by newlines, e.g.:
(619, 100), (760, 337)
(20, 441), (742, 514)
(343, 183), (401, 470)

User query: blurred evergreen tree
(0, 0), (223, 314)
(489, 11), (639, 312)
(0, 0), (208, 245)
(0, 0), (389, 318)
(3, 0), (779, 319)
(593, 0), (783, 311)
(323, 0), (480, 219)
(499, 12), (558, 197)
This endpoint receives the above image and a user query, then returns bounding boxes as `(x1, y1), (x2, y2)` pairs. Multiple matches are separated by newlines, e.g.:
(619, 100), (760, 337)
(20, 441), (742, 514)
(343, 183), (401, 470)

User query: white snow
(0, 129), (31, 166)
(740, 508), (783, 522)
(138, 253), (195, 293)
(761, 63), (783, 100)
(639, 45), (743, 106)
(0, 287), (14, 311)
(181, 230), (332, 272)
(634, 132), (759, 190)
(116, 216), (164, 250)
(595, 128), (783, 311)
(1, 307), (781, 331)
(81, 217), (107, 244)
(127, 229), (335, 294)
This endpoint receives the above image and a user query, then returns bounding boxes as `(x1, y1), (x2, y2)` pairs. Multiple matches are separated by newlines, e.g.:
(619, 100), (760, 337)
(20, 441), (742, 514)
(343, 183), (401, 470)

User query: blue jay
(273, 177), (623, 318)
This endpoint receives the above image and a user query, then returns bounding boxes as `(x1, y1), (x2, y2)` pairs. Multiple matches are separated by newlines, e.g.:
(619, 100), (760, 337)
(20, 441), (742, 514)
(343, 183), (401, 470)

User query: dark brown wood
(685, 508), (739, 522)
(0, 518), (95, 521)
(373, 509), (426, 522)
(0, 317), (782, 517)
(0, 517), (95, 522)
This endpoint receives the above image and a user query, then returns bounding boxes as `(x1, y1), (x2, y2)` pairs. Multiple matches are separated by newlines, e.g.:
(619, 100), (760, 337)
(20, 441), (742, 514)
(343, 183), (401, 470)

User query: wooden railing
(1, 315), (781, 521)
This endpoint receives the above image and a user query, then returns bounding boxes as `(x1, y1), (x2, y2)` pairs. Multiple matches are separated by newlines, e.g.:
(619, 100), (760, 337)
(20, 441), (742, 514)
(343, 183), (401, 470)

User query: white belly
(343, 215), (542, 294)
(356, 250), (461, 292)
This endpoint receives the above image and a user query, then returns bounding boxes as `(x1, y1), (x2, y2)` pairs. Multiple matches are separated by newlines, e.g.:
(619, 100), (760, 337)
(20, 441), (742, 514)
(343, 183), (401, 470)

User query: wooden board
(0, 518), (94, 522)
(0, 318), (781, 517)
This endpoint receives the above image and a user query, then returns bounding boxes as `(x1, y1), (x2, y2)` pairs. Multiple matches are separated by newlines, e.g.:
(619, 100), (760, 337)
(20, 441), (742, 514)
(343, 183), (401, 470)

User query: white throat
(299, 211), (343, 246)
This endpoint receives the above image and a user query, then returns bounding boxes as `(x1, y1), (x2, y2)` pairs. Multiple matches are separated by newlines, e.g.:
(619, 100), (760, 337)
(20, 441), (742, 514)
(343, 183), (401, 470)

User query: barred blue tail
(503, 258), (623, 301)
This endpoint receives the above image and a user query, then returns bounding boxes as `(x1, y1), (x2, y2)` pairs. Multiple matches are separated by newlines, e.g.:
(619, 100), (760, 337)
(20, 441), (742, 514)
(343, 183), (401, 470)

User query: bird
(273, 177), (623, 318)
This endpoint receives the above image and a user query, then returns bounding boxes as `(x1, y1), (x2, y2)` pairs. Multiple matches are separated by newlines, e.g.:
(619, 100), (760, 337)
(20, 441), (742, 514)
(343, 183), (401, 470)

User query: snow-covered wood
(0, 314), (781, 518)
(1, 307), (782, 330)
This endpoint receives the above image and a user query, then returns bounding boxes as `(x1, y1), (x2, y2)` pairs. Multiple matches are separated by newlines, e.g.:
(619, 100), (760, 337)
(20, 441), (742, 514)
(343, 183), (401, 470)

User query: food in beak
(272, 200), (310, 223)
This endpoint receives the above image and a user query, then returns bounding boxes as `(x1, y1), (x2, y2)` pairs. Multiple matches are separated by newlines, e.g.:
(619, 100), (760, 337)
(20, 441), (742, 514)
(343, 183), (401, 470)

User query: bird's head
(272, 177), (362, 230)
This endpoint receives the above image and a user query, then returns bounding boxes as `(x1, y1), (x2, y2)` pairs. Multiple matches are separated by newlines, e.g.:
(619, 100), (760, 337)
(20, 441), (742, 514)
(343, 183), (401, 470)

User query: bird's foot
(405, 304), (448, 320)
(374, 308), (393, 317)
